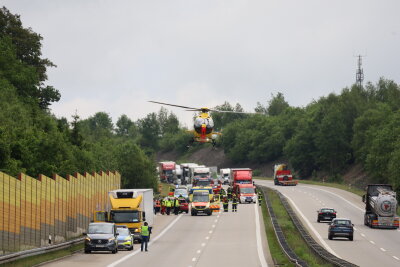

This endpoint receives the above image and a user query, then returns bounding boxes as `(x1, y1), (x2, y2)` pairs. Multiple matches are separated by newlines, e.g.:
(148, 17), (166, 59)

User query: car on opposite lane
(317, 208), (337, 222)
(328, 218), (354, 241)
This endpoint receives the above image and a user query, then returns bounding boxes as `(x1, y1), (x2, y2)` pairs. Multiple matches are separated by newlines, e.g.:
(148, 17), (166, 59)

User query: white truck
(181, 163), (198, 185)
(173, 165), (183, 185)
(188, 165), (205, 184)
(220, 168), (231, 185)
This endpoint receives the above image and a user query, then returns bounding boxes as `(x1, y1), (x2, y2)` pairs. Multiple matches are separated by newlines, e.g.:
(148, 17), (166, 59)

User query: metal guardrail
(259, 185), (358, 267)
(259, 186), (308, 267)
(0, 238), (84, 265)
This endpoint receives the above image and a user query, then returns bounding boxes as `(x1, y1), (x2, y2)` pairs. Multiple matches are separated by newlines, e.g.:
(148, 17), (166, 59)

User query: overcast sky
(3, 0), (400, 127)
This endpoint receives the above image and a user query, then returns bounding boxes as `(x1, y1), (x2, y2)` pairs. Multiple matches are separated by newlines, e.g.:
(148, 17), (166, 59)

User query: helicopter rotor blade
(209, 109), (260, 114)
(148, 101), (197, 110)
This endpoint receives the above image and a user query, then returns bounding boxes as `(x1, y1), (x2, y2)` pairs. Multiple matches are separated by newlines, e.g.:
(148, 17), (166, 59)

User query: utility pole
(356, 55), (364, 88)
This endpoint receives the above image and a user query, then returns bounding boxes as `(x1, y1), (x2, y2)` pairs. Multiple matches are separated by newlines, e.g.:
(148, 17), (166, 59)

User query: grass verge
(1, 243), (83, 267)
(263, 188), (333, 267)
(159, 182), (173, 197)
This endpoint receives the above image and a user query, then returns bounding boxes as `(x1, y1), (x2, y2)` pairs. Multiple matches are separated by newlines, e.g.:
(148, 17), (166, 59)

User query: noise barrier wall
(0, 171), (121, 255)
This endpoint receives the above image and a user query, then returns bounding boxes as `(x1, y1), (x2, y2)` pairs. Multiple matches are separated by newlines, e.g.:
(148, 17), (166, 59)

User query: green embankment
(1, 243), (83, 267)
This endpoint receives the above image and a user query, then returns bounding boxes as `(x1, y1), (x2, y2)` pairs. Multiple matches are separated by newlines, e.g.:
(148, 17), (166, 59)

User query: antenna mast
(356, 55), (364, 88)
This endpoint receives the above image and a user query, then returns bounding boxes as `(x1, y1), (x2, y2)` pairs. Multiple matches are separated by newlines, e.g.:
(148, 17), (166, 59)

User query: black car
(84, 222), (119, 253)
(328, 218), (354, 241)
(317, 208), (336, 222)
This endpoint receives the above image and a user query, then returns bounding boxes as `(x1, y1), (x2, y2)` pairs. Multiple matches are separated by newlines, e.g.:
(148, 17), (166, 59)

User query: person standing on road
(166, 198), (172, 215)
(174, 197), (180, 215)
(140, 222), (150, 252)
(258, 191), (263, 206)
(232, 195), (238, 212)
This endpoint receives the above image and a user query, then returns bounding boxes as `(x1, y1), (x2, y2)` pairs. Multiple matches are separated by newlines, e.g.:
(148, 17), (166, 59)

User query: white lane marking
(205, 236), (209, 240)
(301, 186), (364, 212)
(393, 256), (400, 260)
(353, 227), (357, 231)
(361, 233), (366, 237)
(281, 192), (341, 258)
(370, 240), (375, 245)
(197, 250), (201, 254)
(209, 230), (213, 234)
(107, 214), (183, 267)
(212, 224), (216, 228)
(201, 243), (206, 247)
(214, 219), (218, 222)
(254, 202), (269, 267)
(192, 258), (196, 262)
(380, 248), (386, 252)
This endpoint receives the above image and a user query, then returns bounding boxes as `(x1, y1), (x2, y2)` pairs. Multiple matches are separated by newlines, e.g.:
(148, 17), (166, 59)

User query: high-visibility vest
(232, 198), (238, 204)
(141, 225), (149, 236)
(166, 200), (172, 207)
(175, 199), (180, 206)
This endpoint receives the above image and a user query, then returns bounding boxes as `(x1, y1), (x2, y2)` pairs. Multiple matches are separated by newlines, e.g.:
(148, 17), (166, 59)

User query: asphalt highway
(43, 197), (271, 267)
(255, 179), (400, 267)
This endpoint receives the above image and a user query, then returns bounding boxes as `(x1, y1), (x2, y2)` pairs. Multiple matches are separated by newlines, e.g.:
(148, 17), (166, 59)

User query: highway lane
(256, 179), (400, 267)
(43, 202), (271, 267)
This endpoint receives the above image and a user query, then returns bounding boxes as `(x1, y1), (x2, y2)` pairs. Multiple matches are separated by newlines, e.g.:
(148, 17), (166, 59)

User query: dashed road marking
(393, 256), (400, 260)
(214, 219), (218, 222)
(201, 243), (206, 247)
(370, 240), (375, 245)
(212, 224), (215, 228)
(205, 236), (209, 240)
(192, 258), (196, 262)
(361, 233), (366, 237)
(353, 227), (357, 231)
(197, 250), (201, 254)
(209, 230), (212, 234)
(380, 248), (386, 252)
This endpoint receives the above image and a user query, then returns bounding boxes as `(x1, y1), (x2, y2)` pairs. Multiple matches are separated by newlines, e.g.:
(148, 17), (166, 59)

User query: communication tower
(356, 55), (364, 87)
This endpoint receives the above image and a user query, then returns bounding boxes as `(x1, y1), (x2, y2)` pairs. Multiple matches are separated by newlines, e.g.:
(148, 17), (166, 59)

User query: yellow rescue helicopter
(149, 101), (255, 147)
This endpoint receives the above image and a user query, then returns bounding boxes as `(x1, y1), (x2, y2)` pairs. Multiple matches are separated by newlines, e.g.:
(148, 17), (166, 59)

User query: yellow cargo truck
(94, 189), (153, 243)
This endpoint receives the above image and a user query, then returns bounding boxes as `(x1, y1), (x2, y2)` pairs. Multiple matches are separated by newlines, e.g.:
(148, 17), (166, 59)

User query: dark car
(116, 226), (134, 250)
(84, 222), (119, 253)
(328, 218), (354, 241)
(317, 208), (337, 222)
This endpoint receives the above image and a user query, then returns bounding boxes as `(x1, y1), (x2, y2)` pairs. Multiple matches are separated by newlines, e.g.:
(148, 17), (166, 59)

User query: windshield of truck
(223, 174), (229, 177)
(196, 180), (211, 186)
(240, 187), (255, 194)
(163, 170), (173, 176)
(193, 194), (209, 202)
(110, 211), (139, 223)
(175, 189), (187, 196)
(88, 224), (113, 234)
(194, 172), (209, 178)
(236, 180), (252, 184)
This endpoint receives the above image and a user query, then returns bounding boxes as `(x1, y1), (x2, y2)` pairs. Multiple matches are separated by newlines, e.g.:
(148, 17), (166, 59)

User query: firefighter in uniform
(223, 196), (229, 212)
(232, 195), (238, 212)
(227, 187), (232, 201)
(258, 191), (263, 206)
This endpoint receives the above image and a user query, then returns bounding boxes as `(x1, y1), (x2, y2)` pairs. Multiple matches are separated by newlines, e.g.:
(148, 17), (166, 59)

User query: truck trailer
(363, 184), (399, 229)
(273, 164), (298, 186)
(94, 189), (154, 242)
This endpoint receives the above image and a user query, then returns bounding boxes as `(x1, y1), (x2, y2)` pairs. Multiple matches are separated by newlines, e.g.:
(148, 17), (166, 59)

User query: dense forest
(0, 7), (159, 190)
(1, 7), (400, 193)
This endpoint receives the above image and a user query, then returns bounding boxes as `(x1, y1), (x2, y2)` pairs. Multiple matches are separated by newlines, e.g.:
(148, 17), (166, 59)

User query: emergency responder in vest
(174, 197), (180, 215)
(227, 188), (232, 201)
(220, 188), (226, 197)
(258, 191), (263, 206)
(140, 222), (150, 252)
(223, 196), (229, 212)
(166, 198), (172, 215)
(232, 195), (238, 212)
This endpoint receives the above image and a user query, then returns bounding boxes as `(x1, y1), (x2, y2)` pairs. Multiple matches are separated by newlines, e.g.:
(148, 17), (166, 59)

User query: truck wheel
(328, 234), (333, 240)
(112, 248), (117, 254)
(186, 210), (189, 214)
(317, 219), (320, 223)
(84, 249), (91, 254)
(207, 212), (212, 216)
(349, 235), (353, 241)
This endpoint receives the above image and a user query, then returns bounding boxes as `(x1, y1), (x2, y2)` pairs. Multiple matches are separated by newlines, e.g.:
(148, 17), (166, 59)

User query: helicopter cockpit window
(194, 117), (214, 128)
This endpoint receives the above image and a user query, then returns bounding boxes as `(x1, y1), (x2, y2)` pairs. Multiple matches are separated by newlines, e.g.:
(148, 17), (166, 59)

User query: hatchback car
(328, 218), (354, 241)
(84, 222), (119, 253)
(317, 208), (337, 222)
(179, 198), (189, 213)
(116, 226), (133, 250)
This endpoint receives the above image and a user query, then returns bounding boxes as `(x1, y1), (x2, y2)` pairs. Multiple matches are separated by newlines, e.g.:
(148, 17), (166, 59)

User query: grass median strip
(261, 187), (333, 267)
(1, 243), (83, 267)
